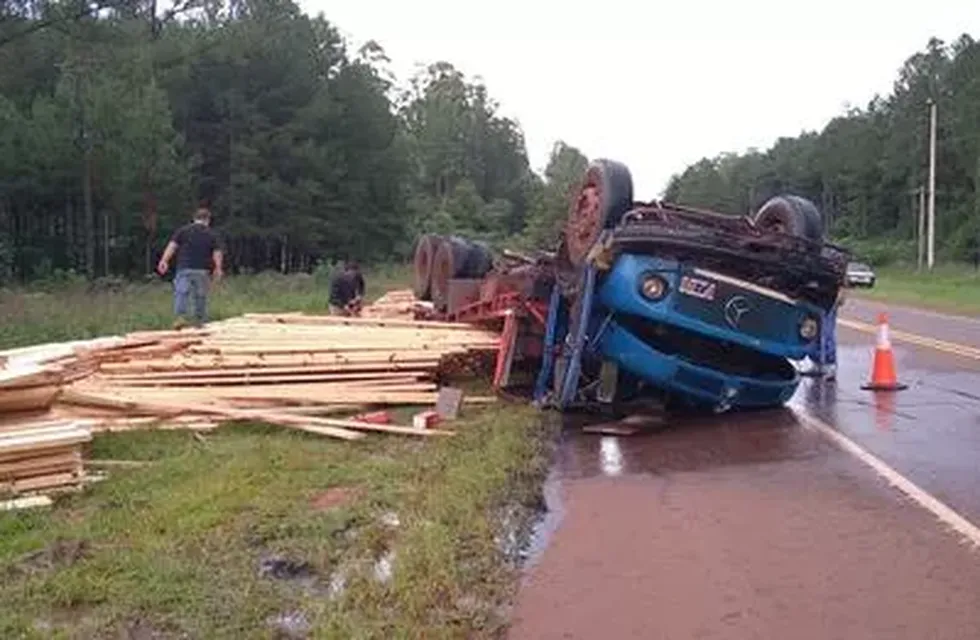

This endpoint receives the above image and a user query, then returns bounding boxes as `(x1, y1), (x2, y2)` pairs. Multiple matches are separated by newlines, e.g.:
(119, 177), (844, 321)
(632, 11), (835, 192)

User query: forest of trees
(0, 0), (588, 283)
(664, 35), (980, 266)
(3, 3), (977, 284)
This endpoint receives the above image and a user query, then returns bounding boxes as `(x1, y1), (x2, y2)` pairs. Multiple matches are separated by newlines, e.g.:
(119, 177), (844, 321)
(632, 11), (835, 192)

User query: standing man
(156, 206), (223, 328)
(807, 289), (843, 380)
(329, 260), (365, 316)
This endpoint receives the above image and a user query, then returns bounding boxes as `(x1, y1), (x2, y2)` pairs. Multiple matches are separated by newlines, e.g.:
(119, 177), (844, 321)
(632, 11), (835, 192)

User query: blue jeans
(812, 306), (838, 366)
(173, 269), (210, 325)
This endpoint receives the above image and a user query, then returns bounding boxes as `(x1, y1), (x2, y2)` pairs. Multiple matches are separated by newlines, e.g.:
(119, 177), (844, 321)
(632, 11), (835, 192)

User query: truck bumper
(598, 320), (800, 411)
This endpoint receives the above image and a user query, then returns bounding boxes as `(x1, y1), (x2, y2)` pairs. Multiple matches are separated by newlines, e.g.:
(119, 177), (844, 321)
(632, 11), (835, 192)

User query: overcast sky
(300, 0), (977, 198)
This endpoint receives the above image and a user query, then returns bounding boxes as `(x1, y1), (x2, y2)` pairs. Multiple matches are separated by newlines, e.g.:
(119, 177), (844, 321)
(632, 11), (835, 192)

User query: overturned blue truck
(412, 159), (850, 415)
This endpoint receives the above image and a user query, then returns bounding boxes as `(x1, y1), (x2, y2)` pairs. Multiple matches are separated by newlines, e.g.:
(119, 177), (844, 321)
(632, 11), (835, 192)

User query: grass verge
(0, 403), (554, 638)
(0, 265), (412, 351)
(848, 265), (980, 316)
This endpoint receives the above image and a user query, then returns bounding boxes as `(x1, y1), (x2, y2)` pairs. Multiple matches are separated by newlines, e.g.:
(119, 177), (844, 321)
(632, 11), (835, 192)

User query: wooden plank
(0, 416), (73, 433)
(0, 383), (63, 414)
(1, 471), (82, 494)
(0, 451), (80, 478)
(123, 329), (211, 341)
(91, 421), (219, 434)
(0, 429), (92, 456)
(186, 343), (498, 356)
(0, 495), (53, 511)
(0, 365), (62, 389)
(101, 361), (439, 380)
(65, 384), (443, 405)
(99, 356), (444, 374)
(288, 415), (456, 437)
(240, 313), (483, 331)
(57, 393), (365, 441)
(205, 328), (497, 341)
(0, 444), (80, 465)
(0, 421), (90, 442)
(104, 371), (430, 387)
(87, 459), (153, 468)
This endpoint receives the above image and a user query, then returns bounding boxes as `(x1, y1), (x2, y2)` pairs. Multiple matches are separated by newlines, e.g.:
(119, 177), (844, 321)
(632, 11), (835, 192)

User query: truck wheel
(412, 234), (442, 301)
(430, 236), (472, 311)
(463, 240), (494, 279)
(753, 195), (824, 243)
(563, 159), (634, 266)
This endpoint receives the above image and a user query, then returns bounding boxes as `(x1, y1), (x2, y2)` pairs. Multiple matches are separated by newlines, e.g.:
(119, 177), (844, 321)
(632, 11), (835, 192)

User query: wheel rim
(565, 173), (603, 265)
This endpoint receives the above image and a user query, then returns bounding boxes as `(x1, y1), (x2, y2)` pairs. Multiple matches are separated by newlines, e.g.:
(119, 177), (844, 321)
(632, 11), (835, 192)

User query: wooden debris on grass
(0, 311), (500, 458)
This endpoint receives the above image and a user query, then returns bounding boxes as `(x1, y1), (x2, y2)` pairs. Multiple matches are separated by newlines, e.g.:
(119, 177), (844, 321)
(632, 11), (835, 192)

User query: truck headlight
(639, 274), (668, 301)
(800, 316), (819, 340)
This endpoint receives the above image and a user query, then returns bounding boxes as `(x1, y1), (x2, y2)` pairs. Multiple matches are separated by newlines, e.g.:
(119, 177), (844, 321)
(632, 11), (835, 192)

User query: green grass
(0, 407), (553, 638)
(0, 265), (413, 351)
(849, 264), (980, 315)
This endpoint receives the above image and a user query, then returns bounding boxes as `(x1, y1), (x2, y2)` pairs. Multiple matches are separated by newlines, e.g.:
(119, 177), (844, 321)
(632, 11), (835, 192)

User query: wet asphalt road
(510, 302), (980, 639)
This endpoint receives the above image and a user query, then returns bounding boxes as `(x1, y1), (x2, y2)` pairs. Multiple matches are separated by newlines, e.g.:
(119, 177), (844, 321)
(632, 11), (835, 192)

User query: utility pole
(917, 185), (926, 271)
(927, 98), (937, 270)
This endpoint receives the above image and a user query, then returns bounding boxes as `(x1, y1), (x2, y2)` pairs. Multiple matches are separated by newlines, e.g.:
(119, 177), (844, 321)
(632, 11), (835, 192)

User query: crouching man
(329, 261), (365, 316)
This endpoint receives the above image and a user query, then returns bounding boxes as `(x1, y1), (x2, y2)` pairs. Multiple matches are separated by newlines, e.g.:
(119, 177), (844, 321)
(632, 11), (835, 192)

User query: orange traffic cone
(861, 312), (908, 391)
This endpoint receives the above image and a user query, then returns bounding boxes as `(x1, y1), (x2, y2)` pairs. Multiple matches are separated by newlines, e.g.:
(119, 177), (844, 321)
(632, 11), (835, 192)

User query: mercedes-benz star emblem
(724, 295), (751, 328)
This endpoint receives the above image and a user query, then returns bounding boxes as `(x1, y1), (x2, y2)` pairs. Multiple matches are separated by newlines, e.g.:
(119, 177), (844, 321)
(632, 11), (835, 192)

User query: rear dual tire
(413, 235), (495, 309)
(752, 195), (825, 244)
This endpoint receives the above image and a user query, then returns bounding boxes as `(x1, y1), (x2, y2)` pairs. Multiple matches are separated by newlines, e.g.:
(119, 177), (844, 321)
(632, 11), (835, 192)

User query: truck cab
(550, 159), (848, 413)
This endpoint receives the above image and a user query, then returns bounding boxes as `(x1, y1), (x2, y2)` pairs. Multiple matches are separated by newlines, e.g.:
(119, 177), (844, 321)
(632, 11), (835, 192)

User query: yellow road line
(838, 317), (980, 361)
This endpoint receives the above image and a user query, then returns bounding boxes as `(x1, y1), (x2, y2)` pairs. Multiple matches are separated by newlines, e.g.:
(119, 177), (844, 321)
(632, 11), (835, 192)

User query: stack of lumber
(0, 419), (91, 497)
(34, 313), (500, 439)
(361, 289), (431, 319)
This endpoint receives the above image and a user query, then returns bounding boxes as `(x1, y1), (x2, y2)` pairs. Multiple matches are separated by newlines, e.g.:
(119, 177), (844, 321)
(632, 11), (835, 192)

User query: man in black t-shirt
(156, 207), (224, 328)
(329, 261), (365, 316)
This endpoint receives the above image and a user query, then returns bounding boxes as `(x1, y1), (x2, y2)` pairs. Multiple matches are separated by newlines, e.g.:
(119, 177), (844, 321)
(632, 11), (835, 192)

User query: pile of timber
(0, 311), (500, 500)
(1, 419), (91, 498)
(0, 338), (127, 501)
(25, 313), (499, 439)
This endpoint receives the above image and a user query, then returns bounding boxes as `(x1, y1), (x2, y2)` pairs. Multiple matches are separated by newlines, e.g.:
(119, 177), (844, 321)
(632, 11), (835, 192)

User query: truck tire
(562, 159), (634, 266)
(752, 195), (824, 243)
(464, 240), (494, 279)
(430, 235), (472, 311)
(412, 234), (442, 301)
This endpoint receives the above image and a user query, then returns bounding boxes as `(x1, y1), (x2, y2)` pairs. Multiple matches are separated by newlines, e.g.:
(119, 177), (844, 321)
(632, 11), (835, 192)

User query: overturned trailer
(412, 159), (849, 414)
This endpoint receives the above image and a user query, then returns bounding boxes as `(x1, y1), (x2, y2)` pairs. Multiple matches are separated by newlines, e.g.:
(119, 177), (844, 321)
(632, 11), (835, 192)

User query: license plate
(678, 275), (716, 301)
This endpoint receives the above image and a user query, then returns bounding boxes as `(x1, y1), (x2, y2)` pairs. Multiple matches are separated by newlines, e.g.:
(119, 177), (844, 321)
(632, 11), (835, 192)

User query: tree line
(664, 35), (980, 265)
(0, 0), (590, 283)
